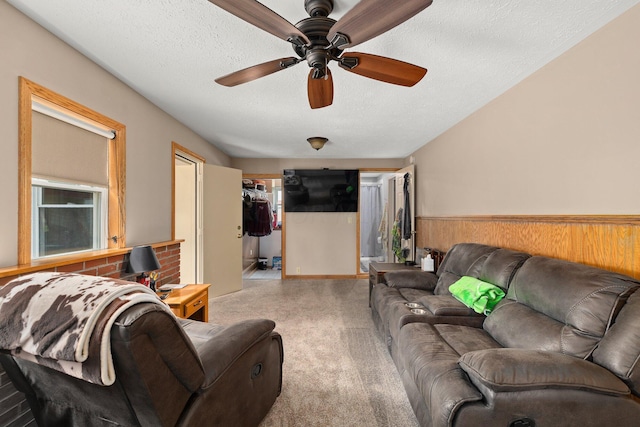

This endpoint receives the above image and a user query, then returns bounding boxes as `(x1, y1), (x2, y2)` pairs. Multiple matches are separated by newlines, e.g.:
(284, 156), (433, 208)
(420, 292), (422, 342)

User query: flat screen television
(283, 169), (359, 212)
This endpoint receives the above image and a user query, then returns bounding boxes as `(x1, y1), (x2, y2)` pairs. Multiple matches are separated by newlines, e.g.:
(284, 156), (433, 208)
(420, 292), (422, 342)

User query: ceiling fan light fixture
(307, 136), (328, 150)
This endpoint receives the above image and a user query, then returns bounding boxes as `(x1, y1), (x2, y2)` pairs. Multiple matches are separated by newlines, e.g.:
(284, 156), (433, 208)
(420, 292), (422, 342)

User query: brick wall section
(0, 243), (181, 287)
(0, 369), (35, 427)
(0, 243), (181, 426)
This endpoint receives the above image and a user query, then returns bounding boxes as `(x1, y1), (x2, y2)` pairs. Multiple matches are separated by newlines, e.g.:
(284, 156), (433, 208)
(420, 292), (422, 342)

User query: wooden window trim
(18, 77), (126, 264)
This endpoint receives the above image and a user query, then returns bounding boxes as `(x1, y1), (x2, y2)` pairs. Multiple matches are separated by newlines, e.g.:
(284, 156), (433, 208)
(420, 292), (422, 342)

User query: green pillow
(449, 276), (505, 315)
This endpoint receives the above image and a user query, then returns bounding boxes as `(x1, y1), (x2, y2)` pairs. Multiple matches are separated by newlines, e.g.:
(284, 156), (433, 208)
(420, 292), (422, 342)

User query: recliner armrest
(180, 318), (276, 387)
(384, 270), (437, 291)
(419, 295), (480, 316)
(459, 348), (629, 395)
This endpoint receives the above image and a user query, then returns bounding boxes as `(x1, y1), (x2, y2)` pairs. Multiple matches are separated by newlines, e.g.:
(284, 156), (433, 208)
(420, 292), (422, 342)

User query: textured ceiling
(7, 0), (640, 159)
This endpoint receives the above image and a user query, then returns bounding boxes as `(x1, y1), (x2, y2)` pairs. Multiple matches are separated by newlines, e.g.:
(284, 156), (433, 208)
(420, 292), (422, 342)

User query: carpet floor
(244, 268), (283, 280)
(209, 279), (419, 427)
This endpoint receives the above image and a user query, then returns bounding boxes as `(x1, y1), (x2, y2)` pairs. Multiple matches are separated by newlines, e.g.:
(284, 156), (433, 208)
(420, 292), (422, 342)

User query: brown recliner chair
(0, 302), (283, 426)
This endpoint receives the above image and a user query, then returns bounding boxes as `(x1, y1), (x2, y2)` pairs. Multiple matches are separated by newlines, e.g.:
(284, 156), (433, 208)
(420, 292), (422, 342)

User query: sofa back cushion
(484, 256), (639, 358)
(433, 244), (529, 296)
(592, 289), (640, 396)
(478, 248), (531, 290)
(433, 243), (499, 295)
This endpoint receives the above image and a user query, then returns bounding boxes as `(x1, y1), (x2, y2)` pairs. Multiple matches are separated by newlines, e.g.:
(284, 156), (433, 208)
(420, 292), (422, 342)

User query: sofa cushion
(478, 248), (531, 290)
(592, 289), (640, 396)
(433, 244), (500, 295)
(459, 348), (629, 395)
(484, 257), (639, 358)
(397, 323), (495, 426)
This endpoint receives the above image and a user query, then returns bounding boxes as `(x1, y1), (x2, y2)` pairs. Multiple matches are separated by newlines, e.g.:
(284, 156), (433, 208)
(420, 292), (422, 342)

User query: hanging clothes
(242, 188), (273, 237)
(242, 193), (254, 235)
(247, 198), (273, 237)
(402, 172), (412, 240)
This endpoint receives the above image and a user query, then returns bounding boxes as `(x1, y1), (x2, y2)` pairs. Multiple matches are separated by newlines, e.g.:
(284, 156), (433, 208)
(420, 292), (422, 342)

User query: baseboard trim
(283, 274), (359, 280)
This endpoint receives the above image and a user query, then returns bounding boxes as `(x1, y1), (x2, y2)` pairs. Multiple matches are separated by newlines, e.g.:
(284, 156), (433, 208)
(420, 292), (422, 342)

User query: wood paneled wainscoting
(416, 216), (640, 280)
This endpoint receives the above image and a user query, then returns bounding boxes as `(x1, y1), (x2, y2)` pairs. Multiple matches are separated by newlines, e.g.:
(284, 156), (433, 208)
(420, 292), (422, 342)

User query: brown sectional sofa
(371, 243), (640, 427)
(371, 243), (531, 361)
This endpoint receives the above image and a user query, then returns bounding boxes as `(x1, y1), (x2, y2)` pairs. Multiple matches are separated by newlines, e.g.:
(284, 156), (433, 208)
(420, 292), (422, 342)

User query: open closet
(242, 178), (282, 279)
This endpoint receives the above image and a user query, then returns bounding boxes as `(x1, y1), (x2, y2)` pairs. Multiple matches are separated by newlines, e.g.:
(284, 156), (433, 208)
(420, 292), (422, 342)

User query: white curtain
(360, 185), (383, 257)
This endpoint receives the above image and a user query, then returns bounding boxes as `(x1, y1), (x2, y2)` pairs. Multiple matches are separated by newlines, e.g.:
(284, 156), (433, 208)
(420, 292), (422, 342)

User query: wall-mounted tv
(283, 169), (359, 212)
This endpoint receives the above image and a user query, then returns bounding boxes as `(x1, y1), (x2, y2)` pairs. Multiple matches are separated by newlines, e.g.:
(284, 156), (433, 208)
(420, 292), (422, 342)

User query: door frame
(172, 142), (205, 283)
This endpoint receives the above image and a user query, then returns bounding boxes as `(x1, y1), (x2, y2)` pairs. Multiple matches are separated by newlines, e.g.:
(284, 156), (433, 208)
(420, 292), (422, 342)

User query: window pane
(42, 188), (93, 205)
(38, 207), (94, 256)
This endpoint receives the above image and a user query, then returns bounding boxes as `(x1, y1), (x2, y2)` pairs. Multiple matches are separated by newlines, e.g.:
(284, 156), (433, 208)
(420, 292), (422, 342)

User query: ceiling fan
(210, 0), (432, 109)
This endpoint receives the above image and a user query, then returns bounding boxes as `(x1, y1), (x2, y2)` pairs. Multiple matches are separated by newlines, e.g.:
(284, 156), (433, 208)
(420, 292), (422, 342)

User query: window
(18, 77), (126, 264)
(275, 186), (282, 228)
(31, 178), (107, 259)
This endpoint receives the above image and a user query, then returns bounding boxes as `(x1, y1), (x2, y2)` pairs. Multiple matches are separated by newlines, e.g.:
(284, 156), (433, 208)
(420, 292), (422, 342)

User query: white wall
(410, 4), (640, 217)
(285, 212), (357, 276)
(233, 158), (404, 276)
(0, 2), (230, 267)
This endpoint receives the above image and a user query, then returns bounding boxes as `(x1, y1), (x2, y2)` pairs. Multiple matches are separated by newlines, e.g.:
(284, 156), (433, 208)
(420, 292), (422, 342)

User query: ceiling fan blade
(327, 0), (433, 49)
(339, 53), (427, 87)
(208, 0), (310, 45)
(215, 57), (300, 86)
(308, 68), (334, 109)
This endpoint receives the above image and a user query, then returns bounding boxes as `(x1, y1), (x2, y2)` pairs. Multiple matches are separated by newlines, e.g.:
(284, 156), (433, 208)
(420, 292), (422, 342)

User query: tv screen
(283, 169), (359, 212)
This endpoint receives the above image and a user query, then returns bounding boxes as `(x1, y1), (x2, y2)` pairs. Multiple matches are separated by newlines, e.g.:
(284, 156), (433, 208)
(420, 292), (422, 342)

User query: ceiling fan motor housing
(304, 0), (333, 17)
(294, 16), (343, 77)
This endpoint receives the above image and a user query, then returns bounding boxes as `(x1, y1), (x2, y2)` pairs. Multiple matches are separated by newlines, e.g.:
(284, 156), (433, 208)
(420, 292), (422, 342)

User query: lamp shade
(127, 245), (161, 273)
(307, 137), (328, 150)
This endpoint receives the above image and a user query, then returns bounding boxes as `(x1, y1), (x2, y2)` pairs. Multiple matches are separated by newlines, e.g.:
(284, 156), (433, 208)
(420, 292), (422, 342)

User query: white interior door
(203, 164), (243, 297)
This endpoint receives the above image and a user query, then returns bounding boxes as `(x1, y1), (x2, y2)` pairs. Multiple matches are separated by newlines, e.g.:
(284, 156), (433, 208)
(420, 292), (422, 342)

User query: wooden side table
(160, 284), (210, 322)
(368, 262), (419, 307)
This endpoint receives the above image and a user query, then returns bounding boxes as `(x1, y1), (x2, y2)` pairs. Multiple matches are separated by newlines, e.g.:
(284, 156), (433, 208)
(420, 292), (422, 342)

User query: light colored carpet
(209, 279), (419, 427)
(245, 269), (282, 280)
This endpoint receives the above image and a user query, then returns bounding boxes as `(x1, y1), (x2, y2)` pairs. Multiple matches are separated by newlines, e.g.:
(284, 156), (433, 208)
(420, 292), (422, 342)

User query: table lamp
(128, 245), (161, 290)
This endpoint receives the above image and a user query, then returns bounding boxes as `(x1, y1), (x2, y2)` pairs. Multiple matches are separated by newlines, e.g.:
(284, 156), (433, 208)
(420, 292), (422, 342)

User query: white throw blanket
(0, 272), (173, 386)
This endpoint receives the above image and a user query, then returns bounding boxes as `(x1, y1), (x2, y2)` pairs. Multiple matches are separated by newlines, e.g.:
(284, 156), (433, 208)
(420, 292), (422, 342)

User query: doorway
(359, 166), (415, 274)
(173, 143), (204, 283)
(359, 172), (394, 273)
(242, 176), (283, 280)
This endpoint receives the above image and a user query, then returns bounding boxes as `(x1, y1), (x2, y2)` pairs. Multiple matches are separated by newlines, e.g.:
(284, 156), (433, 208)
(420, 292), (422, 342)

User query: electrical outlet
(348, 216), (353, 224)
(296, 267), (301, 274)
(250, 249), (253, 255)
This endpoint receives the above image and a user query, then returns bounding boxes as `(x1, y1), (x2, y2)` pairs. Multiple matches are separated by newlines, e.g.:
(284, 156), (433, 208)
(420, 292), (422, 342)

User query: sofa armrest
(419, 295), (480, 316)
(459, 348), (629, 395)
(181, 318), (277, 387)
(384, 270), (437, 291)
